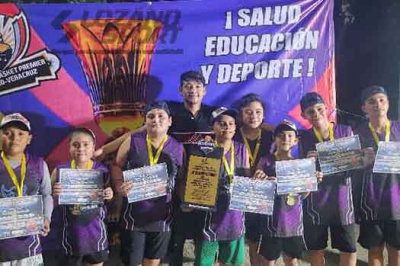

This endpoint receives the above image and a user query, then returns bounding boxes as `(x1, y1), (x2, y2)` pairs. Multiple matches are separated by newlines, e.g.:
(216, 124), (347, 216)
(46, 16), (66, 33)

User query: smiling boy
(298, 93), (357, 266)
(112, 102), (183, 266)
(0, 113), (53, 266)
(354, 86), (400, 265)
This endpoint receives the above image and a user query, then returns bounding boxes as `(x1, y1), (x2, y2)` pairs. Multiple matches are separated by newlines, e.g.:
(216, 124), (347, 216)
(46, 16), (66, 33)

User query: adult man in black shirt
(99, 70), (216, 154)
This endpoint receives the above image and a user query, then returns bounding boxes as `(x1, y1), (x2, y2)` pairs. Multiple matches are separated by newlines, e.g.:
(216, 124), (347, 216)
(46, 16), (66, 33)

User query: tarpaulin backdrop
(0, 0), (335, 167)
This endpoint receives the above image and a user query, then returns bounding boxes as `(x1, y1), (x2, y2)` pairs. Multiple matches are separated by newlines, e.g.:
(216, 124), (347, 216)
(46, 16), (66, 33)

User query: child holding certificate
(354, 86), (400, 265)
(112, 101), (184, 266)
(191, 107), (249, 266)
(51, 127), (113, 266)
(0, 113), (53, 266)
(254, 120), (321, 266)
(234, 93), (274, 266)
(298, 92), (357, 266)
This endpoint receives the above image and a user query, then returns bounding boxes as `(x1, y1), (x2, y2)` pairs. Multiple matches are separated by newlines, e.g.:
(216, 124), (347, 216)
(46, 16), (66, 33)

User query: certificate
(0, 195), (43, 240)
(229, 176), (275, 215)
(123, 163), (169, 203)
(183, 143), (223, 210)
(276, 158), (318, 195)
(373, 141), (400, 174)
(59, 169), (104, 205)
(316, 135), (363, 175)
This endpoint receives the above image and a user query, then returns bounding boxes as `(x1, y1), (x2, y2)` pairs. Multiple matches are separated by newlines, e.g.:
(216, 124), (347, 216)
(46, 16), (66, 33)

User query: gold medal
(286, 193), (296, 206)
(216, 142), (235, 184)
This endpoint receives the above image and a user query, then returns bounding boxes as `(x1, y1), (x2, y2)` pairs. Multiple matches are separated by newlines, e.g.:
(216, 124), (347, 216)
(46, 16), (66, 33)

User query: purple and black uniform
(41, 207), (63, 265)
(355, 121), (400, 221)
(121, 132), (184, 232)
(255, 155), (304, 260)
(259, 155), (304, 238)
(354, 120), (400, 249)
(0, 154), (52, 262)
(200, 141), (248, 242)
(58, 161), (109, 256)
(234, 130), (274, 242)
(299, 124), (357, 253)
(299, 124), (355, 226)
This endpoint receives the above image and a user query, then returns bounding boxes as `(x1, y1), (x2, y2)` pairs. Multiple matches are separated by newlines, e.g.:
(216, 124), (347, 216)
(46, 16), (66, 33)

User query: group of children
(0, 81), (399, 266)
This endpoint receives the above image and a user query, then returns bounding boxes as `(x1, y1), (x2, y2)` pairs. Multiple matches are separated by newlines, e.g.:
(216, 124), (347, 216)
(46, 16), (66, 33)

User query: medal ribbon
(240, 128), (261, 167)
(146, 134), (168, 166)
(216, 142), (235, 183)
(71, 159), (93, 169)
(1, 152), (26, 197)
(313, 123), (334, 142)
(368, 121), (390, 147)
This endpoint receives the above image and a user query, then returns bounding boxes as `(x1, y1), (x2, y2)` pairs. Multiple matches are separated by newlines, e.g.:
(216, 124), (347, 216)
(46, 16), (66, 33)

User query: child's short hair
(70, 127), (96, 144)
(236, 93), (266, 112)
(144, 101), (171, 116)
(180, 70), (205, 86)
(300, 92), (324, 112)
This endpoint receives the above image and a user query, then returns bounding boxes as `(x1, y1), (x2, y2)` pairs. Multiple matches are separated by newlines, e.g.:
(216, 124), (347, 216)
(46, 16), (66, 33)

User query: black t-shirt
(167, 101), (216, 133)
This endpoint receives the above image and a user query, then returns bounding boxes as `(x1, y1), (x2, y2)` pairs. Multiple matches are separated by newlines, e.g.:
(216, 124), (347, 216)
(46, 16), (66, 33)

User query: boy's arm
(109, 137), (132, 220)
(111, 137), (133, 196)
(96, 126), (145, 160)
(40, 161), (53, 236)
(175, 149), (187, 202)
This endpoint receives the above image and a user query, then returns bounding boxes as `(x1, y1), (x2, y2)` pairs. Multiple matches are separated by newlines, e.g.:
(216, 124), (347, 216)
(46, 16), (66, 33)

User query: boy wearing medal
(191, 107), (249, 266)
(354, 86), (400, 266)
(51, 128), (114, 266)
(299, 92), (357, 266)
(255, 120), (321, 266)
(0, 113), (53, 266)
(112, 101), (184, 266)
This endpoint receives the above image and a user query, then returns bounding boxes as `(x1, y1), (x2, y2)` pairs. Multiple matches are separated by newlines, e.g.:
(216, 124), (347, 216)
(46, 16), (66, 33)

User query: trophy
(63, 19), (163, 137)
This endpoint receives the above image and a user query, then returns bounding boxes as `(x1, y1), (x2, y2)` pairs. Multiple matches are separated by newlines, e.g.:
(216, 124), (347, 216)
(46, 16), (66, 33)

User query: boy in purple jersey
(0, 113), (53, 266)
(112, 101), (184, 266)
(234, 93), (274, 266)
(354, 86), (400, 266)
(183, 107), (249, 266)
(255, 120), (323, 266)
(298, 92), (357, 266)
(52, 128), (114, 266)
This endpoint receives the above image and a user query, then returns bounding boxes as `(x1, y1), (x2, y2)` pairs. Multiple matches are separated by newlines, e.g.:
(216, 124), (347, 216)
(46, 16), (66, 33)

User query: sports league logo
(0, 10), (60, 95)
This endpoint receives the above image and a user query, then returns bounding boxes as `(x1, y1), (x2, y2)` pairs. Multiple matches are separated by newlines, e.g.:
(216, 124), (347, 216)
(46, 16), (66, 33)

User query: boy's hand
(52, 182), (62, 197)
(118, 181), (134, 196)
(307, 150), (318, 159)
(103, 187), (114, 200)
(94, 148), (106, 161)
(316, 171), (324, 183)
(254, 169), (267, 179)
(363, 147), (375, 167)
(41, 218), (50, 237)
